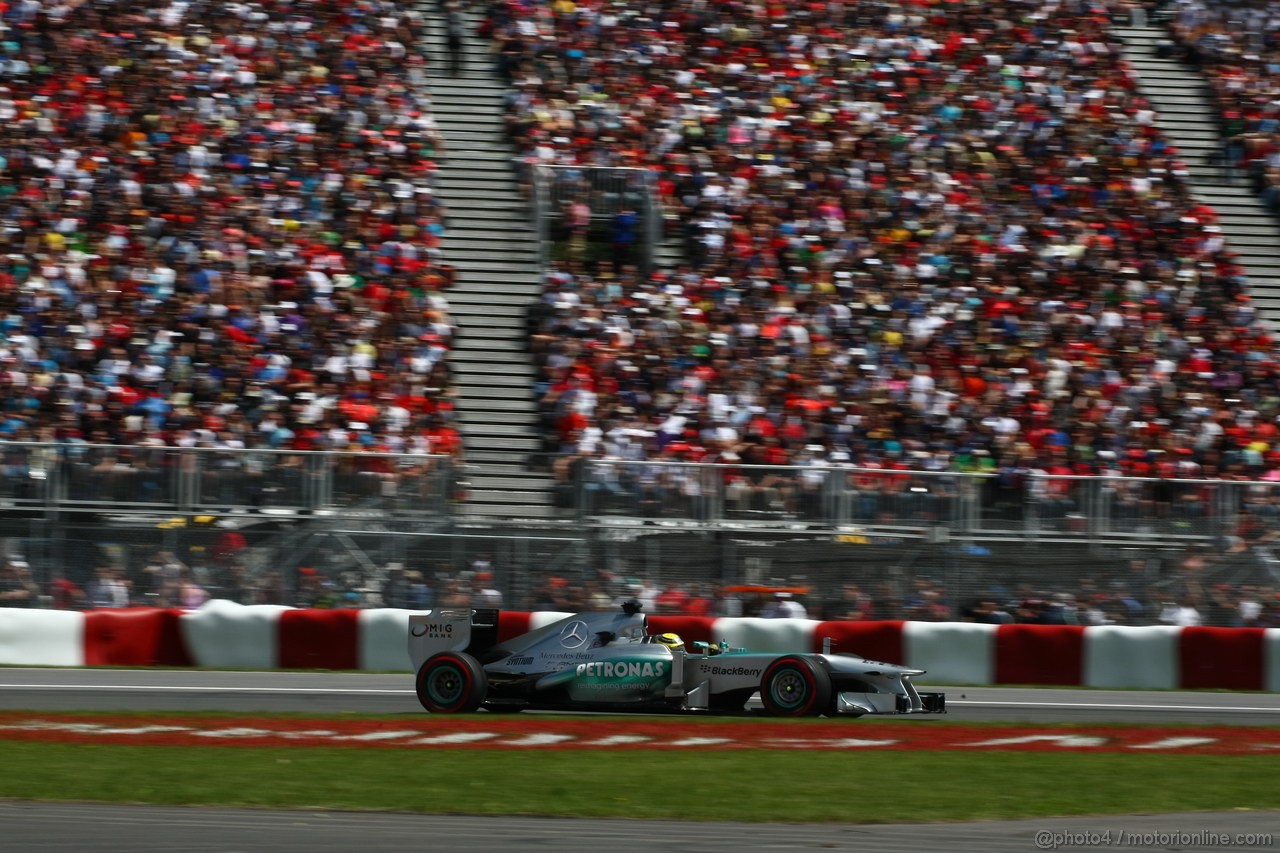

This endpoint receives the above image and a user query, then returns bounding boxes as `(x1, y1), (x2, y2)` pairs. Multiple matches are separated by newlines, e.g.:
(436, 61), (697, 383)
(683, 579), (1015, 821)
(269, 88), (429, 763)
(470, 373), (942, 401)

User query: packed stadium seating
(1165, 0), (1280, 204)
(498, 0), (1270, 479)
(0, 0), (458, 456)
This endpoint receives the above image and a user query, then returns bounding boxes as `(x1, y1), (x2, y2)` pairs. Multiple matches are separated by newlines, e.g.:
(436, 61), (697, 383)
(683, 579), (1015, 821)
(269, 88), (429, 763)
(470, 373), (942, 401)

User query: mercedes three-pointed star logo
(559, 620), (590, 649)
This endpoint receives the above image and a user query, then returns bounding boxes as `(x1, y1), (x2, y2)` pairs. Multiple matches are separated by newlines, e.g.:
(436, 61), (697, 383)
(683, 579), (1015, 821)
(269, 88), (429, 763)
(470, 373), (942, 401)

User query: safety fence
(0, 443), (455, 517)
(2, 443), (1278, 624)
(570, 459), (1280, 545)
(2, 602), (1277, 690)
(1, 511), (1272, 625)
(8, 441), (1275, 546)
(10, 519), (1265, 623)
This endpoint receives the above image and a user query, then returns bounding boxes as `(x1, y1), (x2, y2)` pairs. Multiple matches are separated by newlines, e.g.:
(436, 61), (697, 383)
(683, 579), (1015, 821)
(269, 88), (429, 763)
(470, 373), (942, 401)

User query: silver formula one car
(407, 602), (945, 717)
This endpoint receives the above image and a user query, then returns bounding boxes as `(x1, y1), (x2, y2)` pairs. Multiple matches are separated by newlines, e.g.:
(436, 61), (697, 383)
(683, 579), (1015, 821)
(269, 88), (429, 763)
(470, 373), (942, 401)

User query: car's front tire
(416, 651), (487, 713)
(759, 656), (832, 717)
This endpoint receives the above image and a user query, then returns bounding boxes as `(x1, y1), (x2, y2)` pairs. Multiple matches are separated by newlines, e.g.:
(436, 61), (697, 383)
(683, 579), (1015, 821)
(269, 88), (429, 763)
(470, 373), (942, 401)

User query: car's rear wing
(408, 608), (500, 671)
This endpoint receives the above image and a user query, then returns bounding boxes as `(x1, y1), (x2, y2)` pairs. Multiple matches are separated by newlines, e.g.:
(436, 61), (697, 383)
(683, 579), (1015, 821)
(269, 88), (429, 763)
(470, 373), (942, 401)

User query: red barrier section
(83, 608), (192, 667)
(497, 611), (534, 643)
(995, 624), (1084, 685)
(1179, 626), (1266, 690)
(810, 621), (905, 664)
(278, 609), (360, 670)
(648, 616), (717, 645)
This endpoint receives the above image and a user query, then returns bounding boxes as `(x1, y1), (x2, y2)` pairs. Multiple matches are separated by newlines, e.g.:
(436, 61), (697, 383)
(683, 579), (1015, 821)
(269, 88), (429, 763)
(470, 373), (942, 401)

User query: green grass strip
(2, 743), (1277, 823)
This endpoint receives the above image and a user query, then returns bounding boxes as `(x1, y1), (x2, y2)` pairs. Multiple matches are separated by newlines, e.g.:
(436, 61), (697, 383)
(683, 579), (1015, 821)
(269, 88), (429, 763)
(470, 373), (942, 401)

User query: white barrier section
(180, 600), (293, 669)
(903, 622), (996, 684)
(0, 609), (85, 666)
(529, 611), (573, 630)
(713, 617), (817, 654)
(359, 608), (431, 672)
(1265, 629), (1280, 693)
(1083, 625), (1180, 689)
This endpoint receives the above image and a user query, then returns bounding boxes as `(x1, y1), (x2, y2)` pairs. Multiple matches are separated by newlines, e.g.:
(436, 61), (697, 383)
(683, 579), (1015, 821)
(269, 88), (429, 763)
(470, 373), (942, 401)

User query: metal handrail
(0, 442), (455, 516)
(570, 457), (1280, 538)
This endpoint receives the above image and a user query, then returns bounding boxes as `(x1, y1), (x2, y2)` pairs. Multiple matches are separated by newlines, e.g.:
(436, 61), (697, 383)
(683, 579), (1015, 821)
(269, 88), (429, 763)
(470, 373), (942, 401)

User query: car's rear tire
(760, 656), (831, 717)
(416, 651), (487, 713)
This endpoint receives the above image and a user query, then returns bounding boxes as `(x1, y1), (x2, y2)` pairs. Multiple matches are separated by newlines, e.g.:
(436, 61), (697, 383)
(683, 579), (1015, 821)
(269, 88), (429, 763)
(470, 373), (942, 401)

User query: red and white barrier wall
(2, 602), (1278, 691)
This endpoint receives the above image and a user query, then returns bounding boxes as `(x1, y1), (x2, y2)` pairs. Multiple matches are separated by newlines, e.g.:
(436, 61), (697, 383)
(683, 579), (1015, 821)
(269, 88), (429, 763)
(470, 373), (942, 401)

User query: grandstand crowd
(3, 0), (1280, 622)
(1166, 0), (1280, 208)
(1, 0), (1277, 496)
(504, 0), (1280, 510)
(0, 0), (461, 461)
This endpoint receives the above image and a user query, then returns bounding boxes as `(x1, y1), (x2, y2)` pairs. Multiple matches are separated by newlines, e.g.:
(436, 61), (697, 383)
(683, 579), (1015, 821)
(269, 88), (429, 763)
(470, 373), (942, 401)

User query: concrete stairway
(1114, 25), (1280, 316)
(421, 6), (557, 519)
(654, 214), (687, 272)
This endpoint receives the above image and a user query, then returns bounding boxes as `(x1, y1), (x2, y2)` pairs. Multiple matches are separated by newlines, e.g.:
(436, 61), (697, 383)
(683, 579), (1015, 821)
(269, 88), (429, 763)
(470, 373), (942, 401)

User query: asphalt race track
(2, 669), (1278, 851)
(2, 668), (1279, 724)
(1, 802), (1277, 853)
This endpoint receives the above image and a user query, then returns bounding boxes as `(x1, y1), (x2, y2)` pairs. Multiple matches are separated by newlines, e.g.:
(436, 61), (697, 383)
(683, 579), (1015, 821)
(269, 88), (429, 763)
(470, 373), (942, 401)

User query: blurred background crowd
(5, 546), (1278, 628)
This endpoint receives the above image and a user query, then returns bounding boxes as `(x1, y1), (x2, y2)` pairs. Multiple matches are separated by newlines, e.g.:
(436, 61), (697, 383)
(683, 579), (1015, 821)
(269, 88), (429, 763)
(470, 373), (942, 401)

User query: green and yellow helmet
(655, 632), (685, 652)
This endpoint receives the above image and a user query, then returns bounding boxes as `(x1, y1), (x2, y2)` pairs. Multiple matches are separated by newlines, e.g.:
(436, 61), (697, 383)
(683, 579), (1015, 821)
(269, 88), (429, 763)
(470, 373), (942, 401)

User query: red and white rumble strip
(0, 714), (1277, 753)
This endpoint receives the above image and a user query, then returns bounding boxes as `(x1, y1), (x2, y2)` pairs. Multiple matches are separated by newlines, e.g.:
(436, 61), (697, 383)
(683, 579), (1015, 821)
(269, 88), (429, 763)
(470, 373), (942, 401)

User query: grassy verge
(2, 743), (1276, 822)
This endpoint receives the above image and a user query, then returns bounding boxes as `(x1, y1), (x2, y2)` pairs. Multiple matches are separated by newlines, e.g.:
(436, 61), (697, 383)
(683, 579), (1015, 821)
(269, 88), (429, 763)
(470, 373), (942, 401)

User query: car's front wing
(675, 651), (946, 716)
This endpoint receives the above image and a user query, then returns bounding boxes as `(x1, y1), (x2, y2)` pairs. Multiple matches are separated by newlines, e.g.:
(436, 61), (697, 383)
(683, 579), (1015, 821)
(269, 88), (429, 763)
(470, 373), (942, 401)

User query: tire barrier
(359, 608), (427, 672)
(1267, 630), (1280, 694)
(1082, 625), (1181, 690)
(180, 601), (294, 670)
(0, 609), (84, 667)
(83, 608), (192, 668)
(1179, 627), (1268, 691)
(994, 624), (1085, 687)
(647, 615), (718, 646)
(809, 620), (905, 666)
(904, 621), (997, 685)
(278, 609), (361, 671)
(715, 616), (817, 657)
(1, 604), (1278, 691)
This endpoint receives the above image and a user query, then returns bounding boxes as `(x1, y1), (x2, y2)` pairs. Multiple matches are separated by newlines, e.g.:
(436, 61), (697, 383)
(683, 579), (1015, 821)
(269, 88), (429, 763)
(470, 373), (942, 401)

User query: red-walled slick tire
(416, 651), (487, 713)
(759, 656), (832, 717)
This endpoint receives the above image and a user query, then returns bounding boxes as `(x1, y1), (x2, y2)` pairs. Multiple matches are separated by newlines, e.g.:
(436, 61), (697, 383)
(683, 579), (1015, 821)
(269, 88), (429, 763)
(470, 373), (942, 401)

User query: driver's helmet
(655, 632), (685, 652)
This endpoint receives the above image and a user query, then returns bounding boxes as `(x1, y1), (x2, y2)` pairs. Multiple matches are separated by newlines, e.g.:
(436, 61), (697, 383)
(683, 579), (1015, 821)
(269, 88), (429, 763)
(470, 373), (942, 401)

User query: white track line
(0, 684), (412, 694)
(949, 700), (1280, 713)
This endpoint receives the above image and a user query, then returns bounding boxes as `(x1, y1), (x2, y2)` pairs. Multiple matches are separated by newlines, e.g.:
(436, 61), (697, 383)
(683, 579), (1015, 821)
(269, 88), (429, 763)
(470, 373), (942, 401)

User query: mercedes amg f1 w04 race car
(408, 602), (945, 717)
